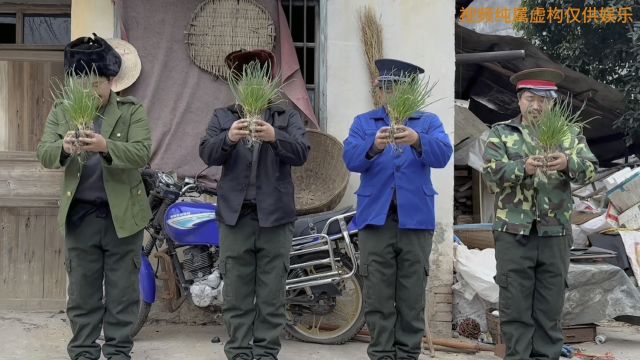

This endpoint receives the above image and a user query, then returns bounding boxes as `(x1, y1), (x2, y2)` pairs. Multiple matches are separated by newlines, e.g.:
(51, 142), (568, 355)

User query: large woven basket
(293, 129), (350, 215)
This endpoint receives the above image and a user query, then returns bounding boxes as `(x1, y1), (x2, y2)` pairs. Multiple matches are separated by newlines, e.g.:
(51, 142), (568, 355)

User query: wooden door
(0, 53), (66, 310)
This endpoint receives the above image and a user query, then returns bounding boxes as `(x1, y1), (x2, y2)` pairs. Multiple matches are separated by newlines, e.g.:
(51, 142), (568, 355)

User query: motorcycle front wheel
(130, 299), (152, 338)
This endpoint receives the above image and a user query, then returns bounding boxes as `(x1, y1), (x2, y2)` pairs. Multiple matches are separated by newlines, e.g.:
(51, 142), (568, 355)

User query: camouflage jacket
(482, 116), (598, 236)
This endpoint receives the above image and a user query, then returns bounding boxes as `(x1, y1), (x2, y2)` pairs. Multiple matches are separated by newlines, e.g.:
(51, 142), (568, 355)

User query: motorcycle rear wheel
(284, 271), (365, 345)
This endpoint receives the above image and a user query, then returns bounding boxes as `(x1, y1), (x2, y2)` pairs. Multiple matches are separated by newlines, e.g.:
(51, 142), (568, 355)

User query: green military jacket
(37, 92), (152, 238)
(482, 116), (598, 236)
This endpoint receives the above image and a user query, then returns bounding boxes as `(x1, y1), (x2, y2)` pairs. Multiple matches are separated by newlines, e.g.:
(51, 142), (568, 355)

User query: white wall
(326, 0), (455, 230)
(71, 0), (115, 39)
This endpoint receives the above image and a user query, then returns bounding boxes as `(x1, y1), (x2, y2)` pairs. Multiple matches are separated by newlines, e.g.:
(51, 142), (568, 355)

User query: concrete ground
(0, 310), (637, 360)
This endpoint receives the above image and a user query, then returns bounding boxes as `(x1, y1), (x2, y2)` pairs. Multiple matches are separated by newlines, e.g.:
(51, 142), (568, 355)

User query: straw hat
(106, 38), (142, 92)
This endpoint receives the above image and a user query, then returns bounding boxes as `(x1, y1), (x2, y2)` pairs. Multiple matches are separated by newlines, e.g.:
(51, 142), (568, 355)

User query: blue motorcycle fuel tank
(164, 201), (220, 246)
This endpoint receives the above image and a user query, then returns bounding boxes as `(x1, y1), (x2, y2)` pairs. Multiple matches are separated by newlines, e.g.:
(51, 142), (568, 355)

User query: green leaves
(227, 60), (282, 119)
(51, 68), (102, 131)
(386, 74), (437, 126)
(528, 96), (589, 154)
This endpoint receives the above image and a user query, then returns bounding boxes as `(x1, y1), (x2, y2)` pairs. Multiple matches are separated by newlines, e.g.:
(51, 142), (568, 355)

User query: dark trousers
(359, 212), (433, 360)
(219, 207), (294, 360)
(65, 205), (142, 360)
(494, 229), (571, 360)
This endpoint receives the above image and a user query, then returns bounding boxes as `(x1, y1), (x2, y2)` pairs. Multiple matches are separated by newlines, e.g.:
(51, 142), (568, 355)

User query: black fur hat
(64, 33), (122, 77)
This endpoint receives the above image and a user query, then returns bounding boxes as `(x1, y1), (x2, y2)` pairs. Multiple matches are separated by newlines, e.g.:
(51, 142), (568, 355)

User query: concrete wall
(325, 0), (455, 337)
(70, 0), (114, 39)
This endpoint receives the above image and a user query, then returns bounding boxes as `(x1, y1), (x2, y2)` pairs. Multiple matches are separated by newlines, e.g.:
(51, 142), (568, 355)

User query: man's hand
(228, 119), (250, 143)
(62, 131), (80, 156)
(546, 152), (568, 172)
(254, 120), (276, 143)
(393, 125), (420, 148)
(78, 130), (108, 154)
(373, 127), (390, 152)
(525, 155), (544, 176)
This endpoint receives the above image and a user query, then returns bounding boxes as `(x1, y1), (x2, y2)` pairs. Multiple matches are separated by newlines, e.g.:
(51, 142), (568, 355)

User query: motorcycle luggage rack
(286, 212), (357, 291)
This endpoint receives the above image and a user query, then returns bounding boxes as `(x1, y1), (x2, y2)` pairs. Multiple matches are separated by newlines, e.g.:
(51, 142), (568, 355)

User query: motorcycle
(133, 168), (365, 344)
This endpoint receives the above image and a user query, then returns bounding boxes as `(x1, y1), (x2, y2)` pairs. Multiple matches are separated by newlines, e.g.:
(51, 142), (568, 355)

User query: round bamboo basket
(293, 129), (350, 215)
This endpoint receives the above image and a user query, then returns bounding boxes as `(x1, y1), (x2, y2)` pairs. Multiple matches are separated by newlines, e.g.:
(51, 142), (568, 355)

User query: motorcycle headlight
(159, 173), (176, 185)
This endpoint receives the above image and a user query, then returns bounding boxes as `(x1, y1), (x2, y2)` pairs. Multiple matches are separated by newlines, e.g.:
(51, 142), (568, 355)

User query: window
(23, 14), (71, 45)
(0, 14), (16, 44)
(0, 5), (70, 48)
(282, 0), (320, 118)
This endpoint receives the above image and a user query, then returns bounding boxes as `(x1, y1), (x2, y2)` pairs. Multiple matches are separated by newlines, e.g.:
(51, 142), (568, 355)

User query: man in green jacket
(483, 68), (597, 360)
(37, 34), (151, 360)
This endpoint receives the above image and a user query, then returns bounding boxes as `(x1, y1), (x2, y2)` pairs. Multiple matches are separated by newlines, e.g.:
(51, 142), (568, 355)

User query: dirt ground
(0, 310), (637, 360)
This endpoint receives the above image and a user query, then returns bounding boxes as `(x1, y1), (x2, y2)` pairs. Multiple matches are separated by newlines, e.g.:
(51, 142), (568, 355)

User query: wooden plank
(0, 199), (59, 208)
(0, 298), (65, 311)
(0, 150), (38, 161)
(43, 207), (65, 299)
(0, 50), (63, 62)
(0, 152), (63, 203)
(18, 208), (47, 298)
(0, 208), (48, 299)
(6, 60), (62, 152)
(0, 4), (70, 13)
(0, 61), (7, 151)
(0, 208), (18, 297)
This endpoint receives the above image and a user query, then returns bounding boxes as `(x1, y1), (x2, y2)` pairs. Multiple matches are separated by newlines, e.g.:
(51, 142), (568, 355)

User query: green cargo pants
(219, 208), (293, 360)
(359, 212), (433, 360)
(494, 229), (571, 360)
(65, 206), (143, 360)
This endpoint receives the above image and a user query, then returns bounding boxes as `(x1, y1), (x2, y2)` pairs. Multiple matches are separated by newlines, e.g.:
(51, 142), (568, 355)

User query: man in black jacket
(199, 49), (310, 360)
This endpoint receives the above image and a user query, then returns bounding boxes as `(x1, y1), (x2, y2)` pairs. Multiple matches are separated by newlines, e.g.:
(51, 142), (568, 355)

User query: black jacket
(199, 105), (310, 227)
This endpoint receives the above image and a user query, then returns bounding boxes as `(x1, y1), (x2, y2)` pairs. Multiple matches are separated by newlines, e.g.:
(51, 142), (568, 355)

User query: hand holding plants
(77, 130), (108, 154)
(63, 132), (81, 156)
(525, 155), (544, 176)
(373, 127), (390, 152)
(545, 152), (568, 172)
(253, 120), (276, 143)
(392, 125), (420, 148)
(227, 119), (250, 143)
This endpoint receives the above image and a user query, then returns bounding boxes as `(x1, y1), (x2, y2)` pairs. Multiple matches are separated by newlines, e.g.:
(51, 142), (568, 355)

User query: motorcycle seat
(293, 207), (354, 238)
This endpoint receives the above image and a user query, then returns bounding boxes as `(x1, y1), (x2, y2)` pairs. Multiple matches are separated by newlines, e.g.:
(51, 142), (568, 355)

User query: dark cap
(225, 49), (276, 75)
(64, 33), (122, 77)
(510, 68), (565, 98)
(375, 58), (424, 82)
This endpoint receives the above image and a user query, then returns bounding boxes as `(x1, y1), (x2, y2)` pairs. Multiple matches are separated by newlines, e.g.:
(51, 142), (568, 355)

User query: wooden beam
(0, 44), (65, 51)
(0, 50), (63, 62)
(0, 151), (63, 207)
(0, 4), (70, 13)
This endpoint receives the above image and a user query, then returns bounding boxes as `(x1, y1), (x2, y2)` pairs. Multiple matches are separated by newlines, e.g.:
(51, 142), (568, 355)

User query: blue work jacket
(343, 107), (452, 230)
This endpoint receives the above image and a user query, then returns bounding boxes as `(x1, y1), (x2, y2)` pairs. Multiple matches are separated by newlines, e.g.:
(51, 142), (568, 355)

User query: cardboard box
(607, 171), (640, 212)
(619, 203), (640, 229)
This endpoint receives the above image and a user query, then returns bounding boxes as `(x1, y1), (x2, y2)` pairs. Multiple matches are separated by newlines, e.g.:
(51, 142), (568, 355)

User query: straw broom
(359, 5), (384, 107)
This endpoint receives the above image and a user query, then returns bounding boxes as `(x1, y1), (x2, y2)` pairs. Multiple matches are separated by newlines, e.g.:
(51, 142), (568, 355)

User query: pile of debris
(450, 164), (640, 359)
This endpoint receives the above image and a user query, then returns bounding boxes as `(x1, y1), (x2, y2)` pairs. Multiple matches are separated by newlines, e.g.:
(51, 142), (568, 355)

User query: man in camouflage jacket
(483, 68), (597, 360)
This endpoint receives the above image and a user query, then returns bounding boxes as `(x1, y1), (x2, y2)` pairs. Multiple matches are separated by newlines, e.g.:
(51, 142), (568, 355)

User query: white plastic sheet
(454, 244), (499, 303)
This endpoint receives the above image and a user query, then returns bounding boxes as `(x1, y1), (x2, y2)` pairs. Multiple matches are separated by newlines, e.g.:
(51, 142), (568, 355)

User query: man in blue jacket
(344, 59), (452, 360)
